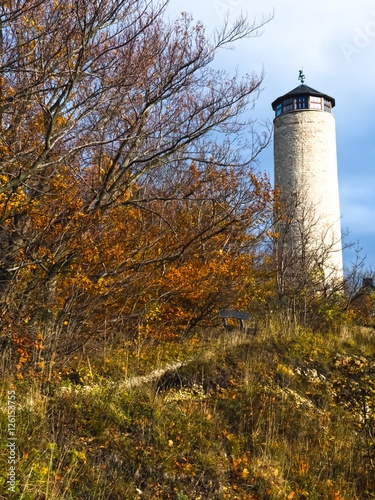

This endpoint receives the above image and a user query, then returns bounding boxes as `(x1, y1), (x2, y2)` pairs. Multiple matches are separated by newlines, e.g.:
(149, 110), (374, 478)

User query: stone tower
(272, 80), (343, 283)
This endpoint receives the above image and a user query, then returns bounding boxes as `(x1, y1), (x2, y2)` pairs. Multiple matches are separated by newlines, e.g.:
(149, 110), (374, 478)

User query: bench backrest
(219, 309), (250, 320)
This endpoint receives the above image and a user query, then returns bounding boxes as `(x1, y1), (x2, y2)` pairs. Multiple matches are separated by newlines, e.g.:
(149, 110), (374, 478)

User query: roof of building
(271, 84), (335, 110)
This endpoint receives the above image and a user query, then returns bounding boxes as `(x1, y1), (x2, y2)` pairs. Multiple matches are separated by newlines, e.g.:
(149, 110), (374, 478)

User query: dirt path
(115, 329), (252, 391)
(116, 358), (192, 390)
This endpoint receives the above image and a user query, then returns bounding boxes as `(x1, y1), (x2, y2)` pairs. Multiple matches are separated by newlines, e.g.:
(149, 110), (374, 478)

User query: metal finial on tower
(298, 69), (305, 84)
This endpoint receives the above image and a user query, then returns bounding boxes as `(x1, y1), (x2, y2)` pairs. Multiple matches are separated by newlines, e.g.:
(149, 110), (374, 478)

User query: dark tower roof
(272, 84), (335, 110)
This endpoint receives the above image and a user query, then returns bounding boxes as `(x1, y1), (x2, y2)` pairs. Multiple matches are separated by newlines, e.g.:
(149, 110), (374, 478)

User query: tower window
(310, 96), (322, 109)
(296, 96), (308, 109)
(324, 99), (332, 112)
(282, 98), (294, 112)
(275, 103), (282, 116)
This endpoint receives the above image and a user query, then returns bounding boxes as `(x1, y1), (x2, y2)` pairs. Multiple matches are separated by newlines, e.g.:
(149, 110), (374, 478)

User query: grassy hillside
(1, 320), (375, 499)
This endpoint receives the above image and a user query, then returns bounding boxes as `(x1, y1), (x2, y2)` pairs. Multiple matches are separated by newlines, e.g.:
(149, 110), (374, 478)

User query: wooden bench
(219, 309), (251, 331)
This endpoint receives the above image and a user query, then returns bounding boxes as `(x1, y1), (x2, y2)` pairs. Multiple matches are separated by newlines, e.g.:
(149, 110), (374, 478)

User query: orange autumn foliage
(0, 0), (273, 373)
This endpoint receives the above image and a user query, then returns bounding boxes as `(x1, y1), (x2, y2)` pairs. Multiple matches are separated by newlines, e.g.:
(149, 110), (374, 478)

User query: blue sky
(167, 0), (375, 274)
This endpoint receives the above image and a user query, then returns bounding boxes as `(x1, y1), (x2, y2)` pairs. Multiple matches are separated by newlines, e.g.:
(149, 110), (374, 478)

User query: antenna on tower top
(298, 69), (305, 84)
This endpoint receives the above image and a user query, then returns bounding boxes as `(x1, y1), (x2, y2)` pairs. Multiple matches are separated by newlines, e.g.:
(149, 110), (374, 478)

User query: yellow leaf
(241, 467), (249, 479)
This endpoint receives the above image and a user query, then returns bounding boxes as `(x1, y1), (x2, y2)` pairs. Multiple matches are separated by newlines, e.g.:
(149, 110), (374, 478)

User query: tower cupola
(271, 84), (335, 117)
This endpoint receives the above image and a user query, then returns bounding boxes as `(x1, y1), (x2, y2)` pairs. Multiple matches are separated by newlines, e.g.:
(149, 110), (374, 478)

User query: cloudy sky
(167, 0), (375, 273)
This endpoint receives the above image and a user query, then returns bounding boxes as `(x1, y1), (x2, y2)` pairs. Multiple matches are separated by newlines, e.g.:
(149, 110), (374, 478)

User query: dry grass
(1, 320), (375, 498)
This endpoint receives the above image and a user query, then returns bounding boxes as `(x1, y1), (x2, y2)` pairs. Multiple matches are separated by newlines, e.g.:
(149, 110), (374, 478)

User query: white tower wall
(274, 107), (343, 281)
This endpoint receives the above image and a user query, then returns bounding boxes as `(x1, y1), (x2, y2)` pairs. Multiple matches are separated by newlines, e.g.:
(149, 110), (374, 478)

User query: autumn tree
(116, 162), (273, 338)
(0, 0), (272, 372)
